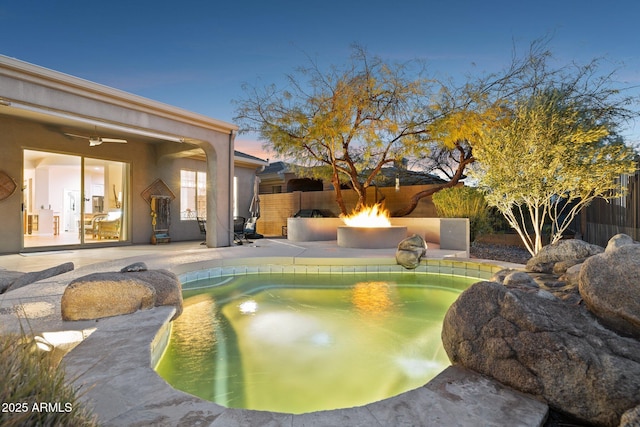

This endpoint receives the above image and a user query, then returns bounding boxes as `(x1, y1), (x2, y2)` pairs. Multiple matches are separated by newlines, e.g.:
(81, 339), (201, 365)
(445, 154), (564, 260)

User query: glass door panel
(83, 157), (129, 243)
(23, 150), (129, 248)
(23, 150), (81, 248)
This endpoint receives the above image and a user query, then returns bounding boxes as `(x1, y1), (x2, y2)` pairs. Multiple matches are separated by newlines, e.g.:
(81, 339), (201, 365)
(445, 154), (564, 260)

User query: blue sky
(2, 0), (639, 158)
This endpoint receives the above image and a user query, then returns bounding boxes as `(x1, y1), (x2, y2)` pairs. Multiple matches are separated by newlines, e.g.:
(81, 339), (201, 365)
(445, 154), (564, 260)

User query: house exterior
(257, 161), (446, 195)
(0, 55), (266, 254)
(258, 161), (325, 194)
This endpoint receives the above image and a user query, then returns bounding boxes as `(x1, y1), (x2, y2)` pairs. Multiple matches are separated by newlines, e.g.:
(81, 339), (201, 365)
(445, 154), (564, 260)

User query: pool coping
(61, 254), (547, 426)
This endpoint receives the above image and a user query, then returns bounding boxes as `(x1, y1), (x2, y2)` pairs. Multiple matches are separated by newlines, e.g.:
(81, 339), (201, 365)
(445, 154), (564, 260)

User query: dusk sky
(2, 0), (639, 159)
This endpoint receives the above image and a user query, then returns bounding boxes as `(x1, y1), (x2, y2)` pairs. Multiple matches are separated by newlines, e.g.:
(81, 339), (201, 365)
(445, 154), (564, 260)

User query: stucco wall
(0, 121), (236, 254)
(0, 56), (239, 252)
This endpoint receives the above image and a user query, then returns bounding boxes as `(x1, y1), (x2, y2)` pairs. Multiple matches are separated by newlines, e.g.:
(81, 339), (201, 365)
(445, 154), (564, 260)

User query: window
(180, 170), (206, 220)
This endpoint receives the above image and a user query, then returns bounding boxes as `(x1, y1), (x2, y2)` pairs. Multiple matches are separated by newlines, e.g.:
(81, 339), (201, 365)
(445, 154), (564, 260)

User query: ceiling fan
(64, 132), (128, 147)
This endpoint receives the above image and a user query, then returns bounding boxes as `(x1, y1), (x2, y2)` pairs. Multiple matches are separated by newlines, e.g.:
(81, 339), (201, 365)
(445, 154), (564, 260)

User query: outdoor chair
(233, 216), (251, 245)
(243, 216), (263, 240)
(196, 217), (206, 245)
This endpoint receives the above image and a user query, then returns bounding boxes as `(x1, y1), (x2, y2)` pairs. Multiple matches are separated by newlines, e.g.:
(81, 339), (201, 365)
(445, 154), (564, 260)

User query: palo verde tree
(473, 88), (637, 256)
(391, 42), (549, 217)
(234, 46), (435, 214)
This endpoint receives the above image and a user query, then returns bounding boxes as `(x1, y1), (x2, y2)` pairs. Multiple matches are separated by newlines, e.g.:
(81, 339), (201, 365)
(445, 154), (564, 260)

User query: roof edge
(0, 55), (238, 134)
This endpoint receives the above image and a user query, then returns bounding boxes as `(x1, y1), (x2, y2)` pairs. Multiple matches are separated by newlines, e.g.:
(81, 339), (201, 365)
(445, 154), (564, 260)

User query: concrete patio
(0, 239), (548, 426)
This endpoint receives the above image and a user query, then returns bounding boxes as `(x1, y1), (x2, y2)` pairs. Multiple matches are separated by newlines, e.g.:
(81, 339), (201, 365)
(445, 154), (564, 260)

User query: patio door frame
(22, 149), (130, 251)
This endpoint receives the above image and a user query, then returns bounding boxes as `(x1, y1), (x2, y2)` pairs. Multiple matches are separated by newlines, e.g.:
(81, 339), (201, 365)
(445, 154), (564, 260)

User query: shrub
(0, 333), (97, 426)
(432, 186), (493, 241)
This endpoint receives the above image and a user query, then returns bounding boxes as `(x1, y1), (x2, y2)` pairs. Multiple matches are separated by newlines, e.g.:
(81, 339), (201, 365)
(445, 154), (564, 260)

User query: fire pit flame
(341, 204), (391, 228)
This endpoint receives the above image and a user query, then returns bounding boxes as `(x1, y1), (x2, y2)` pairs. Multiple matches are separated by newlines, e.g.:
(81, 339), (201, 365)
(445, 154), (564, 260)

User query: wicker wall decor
(140, 178), (175, 205)
(0, 171), (17, 201)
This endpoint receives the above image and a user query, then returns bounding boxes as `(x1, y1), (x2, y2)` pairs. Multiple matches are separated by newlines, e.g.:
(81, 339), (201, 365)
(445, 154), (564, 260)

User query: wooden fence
(256, 184), (441, 237)
(585, 168), (640, 246)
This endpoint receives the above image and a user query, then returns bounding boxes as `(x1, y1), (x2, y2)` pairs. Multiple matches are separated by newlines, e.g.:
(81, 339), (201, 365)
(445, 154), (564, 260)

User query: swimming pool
(155, 272), (478, 414)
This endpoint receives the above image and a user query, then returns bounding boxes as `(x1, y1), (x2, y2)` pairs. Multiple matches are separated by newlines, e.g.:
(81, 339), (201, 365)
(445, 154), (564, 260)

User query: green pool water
(155, 273), (476, 414)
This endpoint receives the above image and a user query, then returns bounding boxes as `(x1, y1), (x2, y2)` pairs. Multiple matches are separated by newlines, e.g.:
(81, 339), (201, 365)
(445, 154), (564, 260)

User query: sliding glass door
(23, 150), (129, 248)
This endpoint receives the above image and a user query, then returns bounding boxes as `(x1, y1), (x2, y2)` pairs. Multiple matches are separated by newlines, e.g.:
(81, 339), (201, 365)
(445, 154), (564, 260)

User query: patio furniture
(86, 213), (107, 238)
(96, 212), (121, 239)
(197, 217), (206, 245)
(233, 216), (250, 245)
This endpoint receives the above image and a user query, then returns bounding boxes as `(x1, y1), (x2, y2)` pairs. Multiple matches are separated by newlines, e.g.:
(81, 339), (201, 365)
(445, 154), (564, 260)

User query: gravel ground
(470, 241), (532, 265)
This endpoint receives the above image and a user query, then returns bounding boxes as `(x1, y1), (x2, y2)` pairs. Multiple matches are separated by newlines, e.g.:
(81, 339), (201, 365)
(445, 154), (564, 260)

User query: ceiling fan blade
(100, 138), (128, 144)
(64, 132), (90, 140)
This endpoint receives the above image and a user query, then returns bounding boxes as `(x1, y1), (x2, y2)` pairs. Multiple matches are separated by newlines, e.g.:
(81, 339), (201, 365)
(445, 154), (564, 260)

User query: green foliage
(235, 46), (436, 213)
(473, 89), (637, 255)
(0, 333), (97, 427)
(431, 186), (493, 241)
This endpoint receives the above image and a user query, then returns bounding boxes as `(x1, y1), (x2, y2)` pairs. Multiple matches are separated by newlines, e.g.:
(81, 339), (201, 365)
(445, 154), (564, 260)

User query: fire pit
(337, 205), (407, 249)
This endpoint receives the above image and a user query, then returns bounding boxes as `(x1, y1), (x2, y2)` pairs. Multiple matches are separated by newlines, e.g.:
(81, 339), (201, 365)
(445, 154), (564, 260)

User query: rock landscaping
(395, 234), (427, 269)
(0, 262), (74, 294)
(61, 262), (183, 321)
(442, 234), (640, 427)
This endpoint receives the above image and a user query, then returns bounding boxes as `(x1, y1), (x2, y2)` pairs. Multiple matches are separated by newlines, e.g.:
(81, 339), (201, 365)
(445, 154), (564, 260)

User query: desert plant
(0, 333), (97, 427)
(432, 186), (492, 241)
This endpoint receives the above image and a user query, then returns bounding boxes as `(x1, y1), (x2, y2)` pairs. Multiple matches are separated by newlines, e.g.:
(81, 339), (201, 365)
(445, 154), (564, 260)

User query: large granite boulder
(605, 233), (636, 253)
(442, 281), (640, 427)
(620, 405), (640, 427)
(2, 262), (74, 293)
(125, 269), (183, 318)
(525, 239), (603, 273)
(396, 234), (427, 269)
(579, 241), (640, 338)
(0, 271), (24, 294)
(61, 266), (183, 321)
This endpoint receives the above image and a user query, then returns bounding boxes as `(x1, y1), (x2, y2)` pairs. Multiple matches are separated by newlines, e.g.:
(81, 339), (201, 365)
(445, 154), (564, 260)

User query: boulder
(560, 262), (583, 288)
(552, 258), (585, 275)
(125, 269), (183, 319)
(61, 273), (157, 321)
(442, 281), (640, 427)
(61, 268), (183, 321)
(525, 239), (603, 273)
(0, 271), (24, 294)
(579, 243), (640, 338)
(395, 234), (427, 269)
(501, 271), (539, 289)
(5, 262), (74, 292)
(120, 262), (148, 272)
(605, 233), (636, 254)
(620, 405), (640, 427)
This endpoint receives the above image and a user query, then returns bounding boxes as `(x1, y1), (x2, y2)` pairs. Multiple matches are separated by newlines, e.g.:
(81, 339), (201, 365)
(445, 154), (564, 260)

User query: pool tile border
(178, 258), (507, 290)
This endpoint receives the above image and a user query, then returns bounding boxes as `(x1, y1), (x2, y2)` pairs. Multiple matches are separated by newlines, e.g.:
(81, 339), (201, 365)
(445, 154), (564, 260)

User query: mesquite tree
(234, 47), (435, 214)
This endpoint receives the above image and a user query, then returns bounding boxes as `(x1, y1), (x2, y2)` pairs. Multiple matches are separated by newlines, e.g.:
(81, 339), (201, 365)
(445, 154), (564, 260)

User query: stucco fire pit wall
(337, 225), (408, 249)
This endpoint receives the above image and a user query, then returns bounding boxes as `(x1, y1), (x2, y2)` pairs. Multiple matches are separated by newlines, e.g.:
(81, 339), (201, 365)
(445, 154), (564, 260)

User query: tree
(473, 88), (637, 256)
(234, 46), (435, 214)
